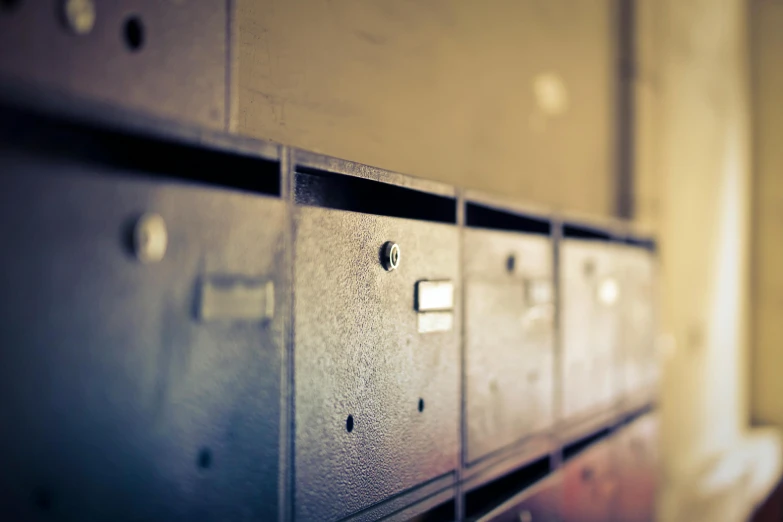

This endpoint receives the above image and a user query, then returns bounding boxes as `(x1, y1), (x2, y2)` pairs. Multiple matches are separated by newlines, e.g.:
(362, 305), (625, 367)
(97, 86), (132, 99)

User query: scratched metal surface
(293, 206), (460, 522)
(560, 240), (623, 420)
(0, 153), (284, 521)
(0, 0), (227, 129)
(464, 228), (555, 464)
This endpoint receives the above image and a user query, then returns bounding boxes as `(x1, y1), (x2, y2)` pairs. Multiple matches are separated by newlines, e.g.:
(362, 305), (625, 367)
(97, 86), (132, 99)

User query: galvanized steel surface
(0, 152), (285, 521)
(293, 206), (460, 522)
(464, 228), (555, 465)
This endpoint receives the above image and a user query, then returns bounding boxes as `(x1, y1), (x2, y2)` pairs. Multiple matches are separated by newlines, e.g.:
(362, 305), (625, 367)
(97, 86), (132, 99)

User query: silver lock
(62, 0), (96, 35)
(133, 213), (167, 263)
(381, 241), (400, 271)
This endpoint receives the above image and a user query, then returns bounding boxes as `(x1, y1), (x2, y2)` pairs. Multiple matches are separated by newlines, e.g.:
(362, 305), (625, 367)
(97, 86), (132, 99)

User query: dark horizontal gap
(407, 500), (455, 522)
(0, 105), (280, 197)
(294, 168), (456, 223)
(563, 223), (613, 241)
(562, 426), (612, 461)
(622, 403), (655, 426)
(624, 236), (657, 251)
(465, 202), (551, 235)
(464, 455), (550, 520)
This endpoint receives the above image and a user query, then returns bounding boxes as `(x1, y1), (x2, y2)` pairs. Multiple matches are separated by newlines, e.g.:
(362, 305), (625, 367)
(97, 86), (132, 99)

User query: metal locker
(0, 0), (228, 129)
(464, 225), (555, 465)
(560, 234), (624, 424)
(293, 167), (460, 521)
(0, 130), (285, 521)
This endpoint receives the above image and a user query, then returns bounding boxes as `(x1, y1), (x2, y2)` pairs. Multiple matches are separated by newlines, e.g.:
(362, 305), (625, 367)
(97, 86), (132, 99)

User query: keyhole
(124, 16), (144, 51)
(418, 398), (425, 412)
(346, 414), (354, 433)
(197, 448), (212, 469)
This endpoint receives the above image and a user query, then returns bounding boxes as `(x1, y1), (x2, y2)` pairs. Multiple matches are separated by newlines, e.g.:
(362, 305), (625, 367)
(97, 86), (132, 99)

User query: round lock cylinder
(381, 241), (400, 271)
(62, 0), (96, 35)
(133, 213), (167, 263)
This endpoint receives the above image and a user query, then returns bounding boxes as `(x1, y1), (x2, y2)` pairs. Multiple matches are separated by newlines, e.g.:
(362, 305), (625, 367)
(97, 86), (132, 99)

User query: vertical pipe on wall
(615, 0), (636, 220)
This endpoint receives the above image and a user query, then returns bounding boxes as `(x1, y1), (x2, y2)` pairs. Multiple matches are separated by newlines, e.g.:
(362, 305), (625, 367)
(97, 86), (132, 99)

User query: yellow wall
(750, 0), (783, 426)
(236, 0), (616, 216)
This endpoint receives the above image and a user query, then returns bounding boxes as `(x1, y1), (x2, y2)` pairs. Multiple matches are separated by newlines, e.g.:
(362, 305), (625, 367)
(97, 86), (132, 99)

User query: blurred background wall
(236, 0), (616, 216)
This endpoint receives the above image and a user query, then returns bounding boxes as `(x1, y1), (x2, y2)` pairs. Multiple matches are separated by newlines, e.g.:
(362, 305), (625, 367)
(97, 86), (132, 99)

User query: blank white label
(415, 280), (454, 312)
(198, 276), (274, 322)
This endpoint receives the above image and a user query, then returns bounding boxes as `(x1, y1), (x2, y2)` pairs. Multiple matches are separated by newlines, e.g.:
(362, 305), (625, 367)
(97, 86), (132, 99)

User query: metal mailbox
(293, 206), (460, 522)
(0, 0), (228, 129)
(464, 228), (555, 464)
(0, 152), (285, 521)
(560, 238), (624, 421)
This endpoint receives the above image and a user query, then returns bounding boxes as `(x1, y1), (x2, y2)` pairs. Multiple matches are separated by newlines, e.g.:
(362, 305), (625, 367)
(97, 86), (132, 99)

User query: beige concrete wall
(750, 0), (783, 427)
(236, 0), (616, 216)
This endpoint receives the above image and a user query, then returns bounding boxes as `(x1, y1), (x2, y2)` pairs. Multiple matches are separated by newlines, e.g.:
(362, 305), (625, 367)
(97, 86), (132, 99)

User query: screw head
(519, 510), (533, 522)
(62, 0), (95, 35)
(133, 213), (167, 263)
(381, 241), (400, 271)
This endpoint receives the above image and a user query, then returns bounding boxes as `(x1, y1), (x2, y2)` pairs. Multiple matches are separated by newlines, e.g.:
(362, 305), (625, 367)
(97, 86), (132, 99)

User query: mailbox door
(622, 248), (658, 397)
(561, 240), (623, 420)
(0, 151), (285, 521)
(294, 206), (460, 522)
(0, 1), (227, 128)
(464, 228), (555, 463)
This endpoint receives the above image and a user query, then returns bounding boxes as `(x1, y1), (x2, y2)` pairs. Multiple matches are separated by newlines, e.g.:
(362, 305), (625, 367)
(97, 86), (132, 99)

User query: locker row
(0, 99), (658, 522)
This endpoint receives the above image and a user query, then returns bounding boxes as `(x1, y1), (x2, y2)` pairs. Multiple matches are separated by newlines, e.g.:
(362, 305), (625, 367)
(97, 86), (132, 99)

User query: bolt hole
(123, 16), (144, 51)
(418, 398), (425, 412)
(32, 487), (52, 511)
(197, 447), (212, 470)
(0, 0), (21, 12)
(506, 254), (516, 273)
(346, 414), (354, 433)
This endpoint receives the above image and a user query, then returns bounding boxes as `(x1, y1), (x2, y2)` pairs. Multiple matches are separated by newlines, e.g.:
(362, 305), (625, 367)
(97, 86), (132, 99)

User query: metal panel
(293, 206), (460, 522)
(561, 240), (623, 420)
(464, 228), (555, 464)
(0, 0), (227, 129)
(0, 152), (284, 521)
(620, 247), (658, 399)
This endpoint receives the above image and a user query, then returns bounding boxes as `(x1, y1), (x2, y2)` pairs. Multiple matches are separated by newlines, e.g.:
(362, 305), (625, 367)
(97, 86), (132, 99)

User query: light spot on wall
(533, 73), (569, 116)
